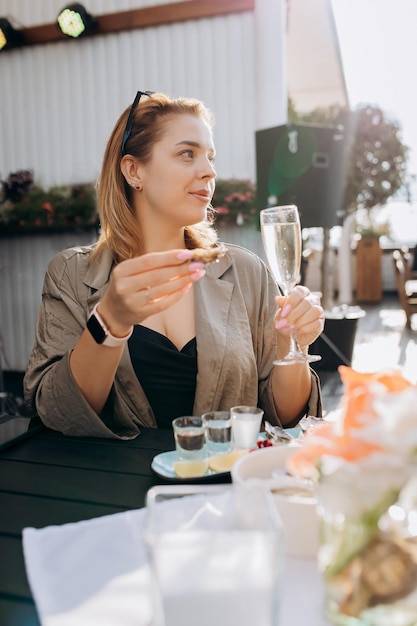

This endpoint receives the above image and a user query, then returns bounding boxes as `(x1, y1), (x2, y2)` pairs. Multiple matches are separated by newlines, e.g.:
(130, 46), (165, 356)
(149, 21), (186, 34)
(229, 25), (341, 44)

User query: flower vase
(317, 464), (417, 626)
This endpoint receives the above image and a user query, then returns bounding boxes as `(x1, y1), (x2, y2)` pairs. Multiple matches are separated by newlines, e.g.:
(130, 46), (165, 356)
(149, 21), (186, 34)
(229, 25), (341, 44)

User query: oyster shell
(190, 244), (228, 264)
(264, 421), (294, 446)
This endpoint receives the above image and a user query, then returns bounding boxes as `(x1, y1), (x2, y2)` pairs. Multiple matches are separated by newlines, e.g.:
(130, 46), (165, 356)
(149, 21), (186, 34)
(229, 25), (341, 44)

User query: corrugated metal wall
(0, 0), (261, 188)
(0, 230), (97, 371)
(0, 0), (287, 372)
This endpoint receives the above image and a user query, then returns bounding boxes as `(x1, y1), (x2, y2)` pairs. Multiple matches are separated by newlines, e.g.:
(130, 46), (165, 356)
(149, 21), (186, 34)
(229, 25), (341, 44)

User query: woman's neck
(133, 202), (190, 253)
(141, 227), (186, 254)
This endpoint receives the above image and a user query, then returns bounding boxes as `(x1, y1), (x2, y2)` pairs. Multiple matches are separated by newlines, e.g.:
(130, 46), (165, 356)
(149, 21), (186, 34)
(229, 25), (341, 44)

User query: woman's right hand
(97, 249), (205, 337)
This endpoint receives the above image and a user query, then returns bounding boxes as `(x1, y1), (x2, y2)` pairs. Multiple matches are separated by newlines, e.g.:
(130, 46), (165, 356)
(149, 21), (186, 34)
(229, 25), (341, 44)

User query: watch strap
(87, 303), (133, 348)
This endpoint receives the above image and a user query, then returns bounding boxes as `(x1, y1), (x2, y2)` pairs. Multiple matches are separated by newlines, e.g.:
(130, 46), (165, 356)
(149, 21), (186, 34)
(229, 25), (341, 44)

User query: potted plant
(210, 179), (265, 256)
(354, 208), (392, 303)
(210, 179), (257, 227)
(0, 169), (98, 234)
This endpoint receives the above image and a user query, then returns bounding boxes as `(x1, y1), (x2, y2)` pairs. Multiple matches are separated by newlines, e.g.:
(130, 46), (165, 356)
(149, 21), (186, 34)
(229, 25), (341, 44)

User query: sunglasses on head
(121, 90), (154, 156)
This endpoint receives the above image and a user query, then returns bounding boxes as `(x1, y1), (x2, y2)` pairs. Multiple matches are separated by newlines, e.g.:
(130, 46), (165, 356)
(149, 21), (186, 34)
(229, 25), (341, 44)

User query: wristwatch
(87, 303), (133, 348)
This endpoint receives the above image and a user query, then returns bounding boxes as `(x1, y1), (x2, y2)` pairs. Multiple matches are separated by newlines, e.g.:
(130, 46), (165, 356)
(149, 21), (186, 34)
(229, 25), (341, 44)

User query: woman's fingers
(101, 250), (207, 328)
(112, 250), (205, 298)
(139, 266), (205, 305)
(275, 287), (324, 345)
(118, 249), (194, 277)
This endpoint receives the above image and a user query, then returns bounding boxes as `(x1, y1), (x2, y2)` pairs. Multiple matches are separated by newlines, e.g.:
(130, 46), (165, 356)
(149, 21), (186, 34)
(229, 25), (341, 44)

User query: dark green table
(0, 421), (229, 625)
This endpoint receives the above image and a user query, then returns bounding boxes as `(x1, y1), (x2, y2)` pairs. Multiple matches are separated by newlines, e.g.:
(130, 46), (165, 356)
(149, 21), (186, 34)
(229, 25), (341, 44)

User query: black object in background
(255, 123), (347, 229)
(309, 316), (361, 371)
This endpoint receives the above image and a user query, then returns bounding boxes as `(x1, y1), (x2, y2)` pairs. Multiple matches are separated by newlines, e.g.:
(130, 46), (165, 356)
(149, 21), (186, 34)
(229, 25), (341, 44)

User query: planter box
(355, 236), (382, 302)
(0, 229), (97, 371)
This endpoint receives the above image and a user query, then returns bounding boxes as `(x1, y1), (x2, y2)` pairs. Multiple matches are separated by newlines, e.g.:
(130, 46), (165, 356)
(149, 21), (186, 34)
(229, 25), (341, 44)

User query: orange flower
(42, 202), (54, 214)
(287, 367), (412, 479)
(339, 366), (412, 430)
(287, 420), (382, 479)
(338, 365), (412, 394)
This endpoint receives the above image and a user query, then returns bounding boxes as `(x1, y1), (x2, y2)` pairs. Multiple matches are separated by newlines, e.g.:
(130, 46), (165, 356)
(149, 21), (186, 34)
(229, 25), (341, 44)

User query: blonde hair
(92, 92), (218, 263)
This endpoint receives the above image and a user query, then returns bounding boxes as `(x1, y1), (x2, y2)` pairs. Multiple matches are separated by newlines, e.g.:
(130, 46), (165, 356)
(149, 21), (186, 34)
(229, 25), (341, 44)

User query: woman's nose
(200, 158), (216, 179)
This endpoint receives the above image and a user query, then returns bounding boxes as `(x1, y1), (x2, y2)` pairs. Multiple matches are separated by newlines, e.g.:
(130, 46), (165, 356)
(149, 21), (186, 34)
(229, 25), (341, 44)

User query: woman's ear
(120, 155), (143, 190)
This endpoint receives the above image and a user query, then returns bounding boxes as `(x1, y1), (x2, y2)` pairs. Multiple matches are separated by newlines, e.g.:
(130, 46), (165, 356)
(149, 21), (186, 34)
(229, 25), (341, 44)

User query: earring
(128, 181), (142, 191)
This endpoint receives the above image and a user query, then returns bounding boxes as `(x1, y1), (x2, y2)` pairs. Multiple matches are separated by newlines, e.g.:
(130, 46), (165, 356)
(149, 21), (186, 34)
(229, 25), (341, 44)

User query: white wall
(287, 0), (348, 113)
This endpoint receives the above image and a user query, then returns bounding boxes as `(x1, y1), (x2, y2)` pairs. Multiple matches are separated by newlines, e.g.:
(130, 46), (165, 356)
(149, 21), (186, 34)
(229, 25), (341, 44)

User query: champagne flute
(260, 204), (321, 365)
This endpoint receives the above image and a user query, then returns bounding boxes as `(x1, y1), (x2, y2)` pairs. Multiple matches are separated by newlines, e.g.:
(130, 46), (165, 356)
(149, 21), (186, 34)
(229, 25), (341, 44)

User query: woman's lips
(190, 190), (211, 202)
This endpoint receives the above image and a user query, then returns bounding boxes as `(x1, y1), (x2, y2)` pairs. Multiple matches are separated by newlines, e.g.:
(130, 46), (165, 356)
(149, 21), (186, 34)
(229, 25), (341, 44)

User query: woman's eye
(208, 154), (216, 164)
(181, 150), (194, 159)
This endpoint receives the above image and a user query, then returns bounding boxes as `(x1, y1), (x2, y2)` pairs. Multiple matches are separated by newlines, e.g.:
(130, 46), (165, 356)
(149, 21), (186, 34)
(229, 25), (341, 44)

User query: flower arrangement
(288, 367), (416, 480)
(210, 179), (258, 227)
(288, 366), (417, 622)
(0, 170), (98, 234)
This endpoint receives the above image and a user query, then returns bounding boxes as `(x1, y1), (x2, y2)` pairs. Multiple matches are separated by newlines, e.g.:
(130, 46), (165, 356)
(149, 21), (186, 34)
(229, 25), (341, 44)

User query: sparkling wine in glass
(260, 204), (321, 365)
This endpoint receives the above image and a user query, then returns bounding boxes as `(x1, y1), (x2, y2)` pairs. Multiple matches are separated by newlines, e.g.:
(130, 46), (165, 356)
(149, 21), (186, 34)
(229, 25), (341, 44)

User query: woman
(24, 91), (324, 438)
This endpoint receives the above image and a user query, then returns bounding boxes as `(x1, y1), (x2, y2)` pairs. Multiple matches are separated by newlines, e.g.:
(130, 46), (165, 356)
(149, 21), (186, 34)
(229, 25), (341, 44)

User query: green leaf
(324, 487), (400, 579)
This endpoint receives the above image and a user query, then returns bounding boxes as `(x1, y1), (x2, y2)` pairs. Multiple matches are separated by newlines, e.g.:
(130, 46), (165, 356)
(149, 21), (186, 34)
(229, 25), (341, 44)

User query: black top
(128, 325), (197, 429)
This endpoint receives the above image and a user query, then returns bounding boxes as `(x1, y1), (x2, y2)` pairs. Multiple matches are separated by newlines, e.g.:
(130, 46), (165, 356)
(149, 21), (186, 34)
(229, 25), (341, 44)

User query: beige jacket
(24, 243), (322, 438)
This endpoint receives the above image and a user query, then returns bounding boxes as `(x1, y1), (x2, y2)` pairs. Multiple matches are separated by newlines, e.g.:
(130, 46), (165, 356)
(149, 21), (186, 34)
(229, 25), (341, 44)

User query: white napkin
(23, 509), (152, 626)
(23, 497), (330, 626)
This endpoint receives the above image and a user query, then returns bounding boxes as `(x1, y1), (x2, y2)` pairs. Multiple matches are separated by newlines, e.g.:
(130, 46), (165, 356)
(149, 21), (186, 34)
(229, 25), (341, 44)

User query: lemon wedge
(173, 459), (209, 478)
(208, 449), (249, 472)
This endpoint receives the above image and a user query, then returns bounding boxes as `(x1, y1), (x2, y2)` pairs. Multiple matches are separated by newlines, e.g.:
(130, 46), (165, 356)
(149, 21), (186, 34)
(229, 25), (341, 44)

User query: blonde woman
(24, 91), (323, 438)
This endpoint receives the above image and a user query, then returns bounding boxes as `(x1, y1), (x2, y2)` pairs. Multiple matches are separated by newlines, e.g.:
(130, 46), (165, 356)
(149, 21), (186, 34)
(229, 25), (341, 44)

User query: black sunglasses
(121, 90), (154, 156)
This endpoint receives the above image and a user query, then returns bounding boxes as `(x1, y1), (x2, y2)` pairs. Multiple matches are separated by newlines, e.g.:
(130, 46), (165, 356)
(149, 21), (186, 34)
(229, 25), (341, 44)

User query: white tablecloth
(23, 500), (331, 626)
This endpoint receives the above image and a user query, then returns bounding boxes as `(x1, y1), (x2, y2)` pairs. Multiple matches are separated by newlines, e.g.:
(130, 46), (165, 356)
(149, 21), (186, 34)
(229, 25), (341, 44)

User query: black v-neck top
(128, 325), (197, 429)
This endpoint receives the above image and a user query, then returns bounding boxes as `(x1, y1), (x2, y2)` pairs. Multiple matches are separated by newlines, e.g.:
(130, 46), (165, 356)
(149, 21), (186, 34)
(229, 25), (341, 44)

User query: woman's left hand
(274, 286), (324, 352)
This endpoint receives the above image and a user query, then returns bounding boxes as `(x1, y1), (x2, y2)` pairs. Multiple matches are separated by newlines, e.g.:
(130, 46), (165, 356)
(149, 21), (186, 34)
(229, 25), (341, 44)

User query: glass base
(273, 352), (322, 366)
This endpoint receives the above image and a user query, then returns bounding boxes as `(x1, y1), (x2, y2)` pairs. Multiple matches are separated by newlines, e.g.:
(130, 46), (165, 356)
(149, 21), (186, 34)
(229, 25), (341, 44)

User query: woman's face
(137, 113), (216, 227)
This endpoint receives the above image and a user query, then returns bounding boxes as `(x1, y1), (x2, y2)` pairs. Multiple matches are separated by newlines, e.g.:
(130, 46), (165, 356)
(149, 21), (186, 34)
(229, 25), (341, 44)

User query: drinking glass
(202, 411), (232, 456)
(172, 416), (208, 477)
(260, 204), (321, 365)
(230, 406), (264, 450)
(145, 484), (284, 626)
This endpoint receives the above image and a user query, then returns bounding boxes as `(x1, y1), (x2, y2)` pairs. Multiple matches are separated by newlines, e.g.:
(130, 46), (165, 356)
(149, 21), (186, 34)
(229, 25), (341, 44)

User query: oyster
(264, 421), (294, 446)
(190, 244), (228, 264)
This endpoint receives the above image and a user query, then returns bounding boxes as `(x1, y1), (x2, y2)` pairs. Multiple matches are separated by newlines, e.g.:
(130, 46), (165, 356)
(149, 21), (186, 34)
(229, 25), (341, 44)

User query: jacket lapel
(83, 248), (114, 309)
(194, 255), (233, 415)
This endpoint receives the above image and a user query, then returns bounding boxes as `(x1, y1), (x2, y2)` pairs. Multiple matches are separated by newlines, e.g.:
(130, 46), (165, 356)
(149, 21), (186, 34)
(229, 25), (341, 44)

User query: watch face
(87, 314), (106, 344)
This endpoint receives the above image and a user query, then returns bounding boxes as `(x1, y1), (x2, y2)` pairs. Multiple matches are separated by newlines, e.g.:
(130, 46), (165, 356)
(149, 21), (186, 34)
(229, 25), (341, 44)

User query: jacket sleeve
(23, 252), (141, 439)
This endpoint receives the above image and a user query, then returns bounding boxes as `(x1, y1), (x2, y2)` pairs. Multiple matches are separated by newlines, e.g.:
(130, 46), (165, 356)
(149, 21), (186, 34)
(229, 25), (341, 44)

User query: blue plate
(151, 450), (222, 481)
(151, 427), (300, 481)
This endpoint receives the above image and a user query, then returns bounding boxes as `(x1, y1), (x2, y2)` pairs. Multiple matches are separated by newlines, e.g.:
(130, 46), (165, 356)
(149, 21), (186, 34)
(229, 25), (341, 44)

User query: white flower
(354, 387), (417, 460)
(319, 454), (409, 521)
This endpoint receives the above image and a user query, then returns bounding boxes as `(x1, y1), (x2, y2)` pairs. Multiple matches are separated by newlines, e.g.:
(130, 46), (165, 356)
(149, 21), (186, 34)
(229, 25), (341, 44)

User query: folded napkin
(23, 509), (152, 626)
(23, 495), (329, 626)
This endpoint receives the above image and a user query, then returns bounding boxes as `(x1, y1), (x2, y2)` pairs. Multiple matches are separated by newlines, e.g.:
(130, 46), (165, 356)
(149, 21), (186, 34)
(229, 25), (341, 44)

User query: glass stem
(289, 327), (304, 355)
